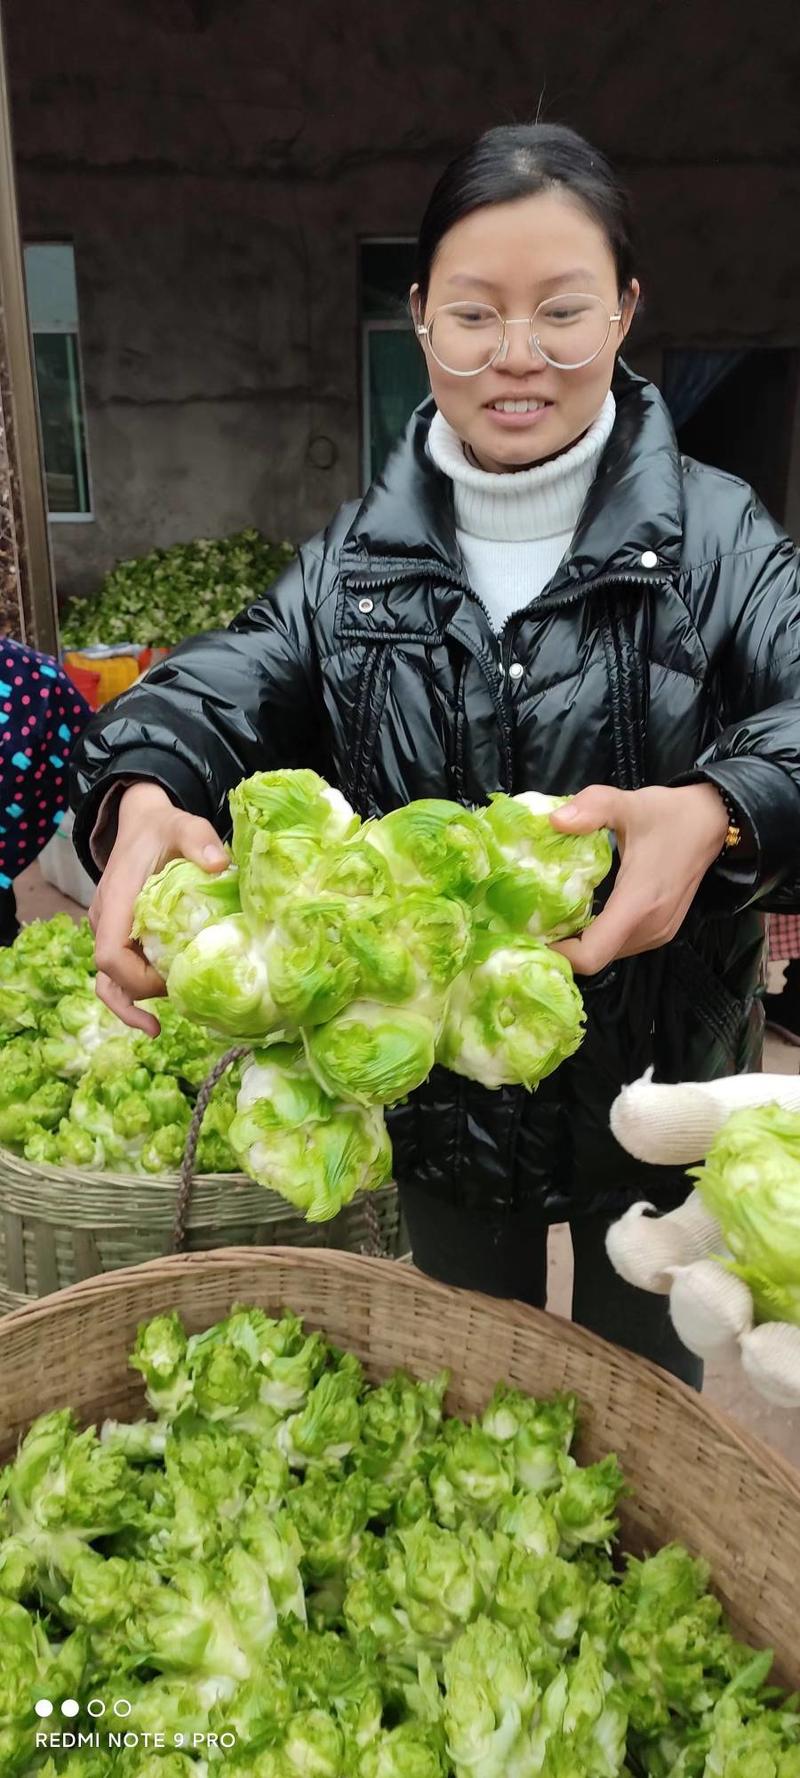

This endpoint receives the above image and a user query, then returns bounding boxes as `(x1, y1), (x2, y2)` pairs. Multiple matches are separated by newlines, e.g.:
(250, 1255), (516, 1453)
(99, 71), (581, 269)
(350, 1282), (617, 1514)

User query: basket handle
(173, 1045), (252, 1253)
(171, 1044), (394, 1260)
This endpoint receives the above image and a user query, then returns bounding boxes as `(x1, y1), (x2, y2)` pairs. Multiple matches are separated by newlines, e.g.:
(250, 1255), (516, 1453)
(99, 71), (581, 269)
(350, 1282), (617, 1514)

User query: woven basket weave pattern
(0, 1248), (797, 1685)
(0, 1148), (399, 1308)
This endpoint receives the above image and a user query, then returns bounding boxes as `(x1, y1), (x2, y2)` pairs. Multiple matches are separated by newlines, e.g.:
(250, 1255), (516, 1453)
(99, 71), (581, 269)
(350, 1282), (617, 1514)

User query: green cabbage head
(691, 1103), (800, 1325)
(229, 1045), (392, 1220)
(166, 915), (281, 1040)
(304, 1000), (438, 1107)
(361, 799), (493, 902)
(477, 790), (612, 942)
(437, 932), (585, 1089)
(132, 856), (242, 976)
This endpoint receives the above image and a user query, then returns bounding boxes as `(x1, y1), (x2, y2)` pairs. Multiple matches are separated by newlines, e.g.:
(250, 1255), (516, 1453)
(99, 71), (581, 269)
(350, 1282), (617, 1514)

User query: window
(23, 244), (92, 520)
(361, 239), (430, 485)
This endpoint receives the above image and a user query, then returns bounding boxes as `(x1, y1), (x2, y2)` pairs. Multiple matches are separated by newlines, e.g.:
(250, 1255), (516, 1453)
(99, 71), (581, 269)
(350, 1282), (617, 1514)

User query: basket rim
(3, 1245), (798, 1502)
(0, 1143), (397, 1206)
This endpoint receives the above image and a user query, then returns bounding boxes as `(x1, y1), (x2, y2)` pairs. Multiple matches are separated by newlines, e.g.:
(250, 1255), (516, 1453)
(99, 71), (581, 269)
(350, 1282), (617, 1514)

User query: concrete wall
(6, 0), (800, 597)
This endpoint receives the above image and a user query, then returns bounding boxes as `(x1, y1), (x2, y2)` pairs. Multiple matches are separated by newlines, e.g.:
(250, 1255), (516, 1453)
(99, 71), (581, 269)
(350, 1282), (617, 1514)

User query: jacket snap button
(508, 661), (524, 681)
(640, 550), (658, 569)
(357, 597), (374, 614)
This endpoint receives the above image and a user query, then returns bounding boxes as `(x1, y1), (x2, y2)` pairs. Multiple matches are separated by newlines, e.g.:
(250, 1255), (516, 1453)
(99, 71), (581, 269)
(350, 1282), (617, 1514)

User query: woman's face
(412, 190), (639, 473)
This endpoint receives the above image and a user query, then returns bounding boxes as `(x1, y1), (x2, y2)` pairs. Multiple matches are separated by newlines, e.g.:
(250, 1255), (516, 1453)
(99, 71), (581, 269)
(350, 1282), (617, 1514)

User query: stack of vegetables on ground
(2, 1304), (798, 1777)
(0, 914), (240, 1178)
(60, 532), (297, 652)
(130, 770), (611, 1216)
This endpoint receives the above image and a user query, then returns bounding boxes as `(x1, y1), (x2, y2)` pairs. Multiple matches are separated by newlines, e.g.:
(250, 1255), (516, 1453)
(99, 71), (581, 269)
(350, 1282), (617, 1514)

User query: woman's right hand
(89, 781), (228, 1036)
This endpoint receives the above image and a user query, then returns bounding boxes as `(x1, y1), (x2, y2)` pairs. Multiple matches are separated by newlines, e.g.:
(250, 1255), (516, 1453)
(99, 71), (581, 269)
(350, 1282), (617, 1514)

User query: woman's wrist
(676, 781), (730, 861)
(119, 781), (174, 820)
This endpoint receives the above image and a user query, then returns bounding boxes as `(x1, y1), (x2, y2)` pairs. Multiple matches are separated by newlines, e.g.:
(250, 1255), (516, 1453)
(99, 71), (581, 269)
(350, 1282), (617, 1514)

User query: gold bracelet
(718, 788), (742, 852)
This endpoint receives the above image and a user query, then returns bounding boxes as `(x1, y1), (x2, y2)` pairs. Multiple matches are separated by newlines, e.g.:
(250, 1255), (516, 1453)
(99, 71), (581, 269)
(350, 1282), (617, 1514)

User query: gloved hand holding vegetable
(606, 1069), (800, 1406)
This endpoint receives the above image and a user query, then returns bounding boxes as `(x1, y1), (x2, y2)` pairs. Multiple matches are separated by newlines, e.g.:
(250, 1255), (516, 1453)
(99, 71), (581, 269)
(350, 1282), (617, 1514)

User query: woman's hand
(89, 782), (228, 1035)
(549, 783), (730, 976)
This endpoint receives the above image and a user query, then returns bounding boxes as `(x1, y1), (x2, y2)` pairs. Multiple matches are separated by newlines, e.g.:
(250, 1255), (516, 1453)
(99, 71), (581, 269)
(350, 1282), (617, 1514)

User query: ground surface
(15, 858), (800, 1468)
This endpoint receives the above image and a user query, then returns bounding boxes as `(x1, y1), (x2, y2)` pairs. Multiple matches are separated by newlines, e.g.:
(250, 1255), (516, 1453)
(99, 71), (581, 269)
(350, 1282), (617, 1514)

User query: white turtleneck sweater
(427, 392), (616, 633)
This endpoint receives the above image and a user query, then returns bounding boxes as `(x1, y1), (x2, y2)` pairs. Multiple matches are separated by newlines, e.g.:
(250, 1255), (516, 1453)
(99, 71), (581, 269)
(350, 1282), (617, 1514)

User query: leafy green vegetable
(0, 1593), (86, 1777)
(132, 856), (241, 978)
(60, 529), (296, 650)
(690, 1104), (800, 1326)
(428, 1422), (515, 1528)
(0, 1409), (144, 1598)
(304, 999), (438, 1107)
(39, 991), (125, 1079)
(166, 913), (281, 1040)
(437, 930), (585, 1089)
(442, 1615), (540, 1775)
(266, 899), (363, 1028)
(344, 894), (472, 1017)
(481, 1385), (578, 1493)
(0, 1078), (73, 1148)
(230, 1046), (392, 1219)
(231, 768), (358, 916)
(67, 1046), (190, 1170)
(361, 800), (493, 902)
(0, 1303), (793, 1778)
(477, 789), (613, 941)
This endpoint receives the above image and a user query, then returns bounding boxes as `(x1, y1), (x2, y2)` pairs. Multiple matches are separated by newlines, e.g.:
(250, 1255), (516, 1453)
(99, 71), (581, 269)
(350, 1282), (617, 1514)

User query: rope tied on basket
(171, 1043), (393, 1260)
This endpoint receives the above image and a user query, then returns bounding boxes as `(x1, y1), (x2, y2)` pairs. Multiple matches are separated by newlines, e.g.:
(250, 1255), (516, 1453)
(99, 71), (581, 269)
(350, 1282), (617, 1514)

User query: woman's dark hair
(416, 123), (637, 300)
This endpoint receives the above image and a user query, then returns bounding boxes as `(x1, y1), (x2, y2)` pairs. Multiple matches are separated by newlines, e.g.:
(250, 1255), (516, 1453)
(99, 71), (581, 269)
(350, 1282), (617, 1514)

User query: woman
(0, 638), (90, 944)
(70, 125), (800, 1387)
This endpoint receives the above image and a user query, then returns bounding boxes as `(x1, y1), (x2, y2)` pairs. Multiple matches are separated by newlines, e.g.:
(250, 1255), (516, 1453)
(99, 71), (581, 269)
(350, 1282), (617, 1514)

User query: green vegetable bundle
(132, 769), (611, 1215)
(1, 1305), (796, 1778)
(60, 531), (297, 651)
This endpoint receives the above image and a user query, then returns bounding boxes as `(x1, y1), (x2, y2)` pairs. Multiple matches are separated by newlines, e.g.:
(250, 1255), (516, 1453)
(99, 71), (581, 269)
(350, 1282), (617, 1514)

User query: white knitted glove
(606, 1069), (800, 1407)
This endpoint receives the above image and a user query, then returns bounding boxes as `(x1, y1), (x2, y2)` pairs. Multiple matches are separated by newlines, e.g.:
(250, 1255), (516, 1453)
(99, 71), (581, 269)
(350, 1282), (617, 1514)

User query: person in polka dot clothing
(0, 638), (90, 944)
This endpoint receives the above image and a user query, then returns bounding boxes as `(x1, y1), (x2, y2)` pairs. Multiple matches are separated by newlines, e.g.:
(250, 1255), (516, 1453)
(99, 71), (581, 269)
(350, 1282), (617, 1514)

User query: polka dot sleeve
(0, 639), (91, 887)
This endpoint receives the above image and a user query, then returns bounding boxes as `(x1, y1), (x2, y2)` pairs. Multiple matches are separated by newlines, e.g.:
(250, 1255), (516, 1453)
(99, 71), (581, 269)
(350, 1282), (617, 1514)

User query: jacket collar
(341, 362), (685, 589)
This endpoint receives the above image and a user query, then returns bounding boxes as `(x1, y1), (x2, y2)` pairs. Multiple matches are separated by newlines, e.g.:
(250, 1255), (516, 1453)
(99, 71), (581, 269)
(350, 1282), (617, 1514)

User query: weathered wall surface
(6, 0), (800, 594)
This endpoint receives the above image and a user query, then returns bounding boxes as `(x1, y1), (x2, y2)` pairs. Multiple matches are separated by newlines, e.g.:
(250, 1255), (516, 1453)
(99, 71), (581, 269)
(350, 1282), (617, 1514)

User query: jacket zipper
(344, 561), (668, 799)
(347, 646), (385, 810)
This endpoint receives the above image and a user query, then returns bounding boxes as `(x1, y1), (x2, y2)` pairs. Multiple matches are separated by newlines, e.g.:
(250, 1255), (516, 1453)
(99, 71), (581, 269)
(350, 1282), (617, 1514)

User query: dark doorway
(664, 349), (800, 525)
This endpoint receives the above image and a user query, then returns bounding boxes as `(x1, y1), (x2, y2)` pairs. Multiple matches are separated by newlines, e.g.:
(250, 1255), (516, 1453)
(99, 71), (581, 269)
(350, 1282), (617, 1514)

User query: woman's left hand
(549, 783), (731, 976)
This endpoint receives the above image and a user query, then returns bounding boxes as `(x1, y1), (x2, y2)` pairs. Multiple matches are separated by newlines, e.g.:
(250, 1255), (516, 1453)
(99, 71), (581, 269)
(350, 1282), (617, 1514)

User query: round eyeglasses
(415, 293), (622, 376)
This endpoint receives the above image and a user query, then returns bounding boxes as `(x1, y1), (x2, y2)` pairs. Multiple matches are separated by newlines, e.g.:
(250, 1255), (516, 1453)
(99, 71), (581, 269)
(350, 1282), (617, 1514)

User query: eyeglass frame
(414, 292), (625, 377)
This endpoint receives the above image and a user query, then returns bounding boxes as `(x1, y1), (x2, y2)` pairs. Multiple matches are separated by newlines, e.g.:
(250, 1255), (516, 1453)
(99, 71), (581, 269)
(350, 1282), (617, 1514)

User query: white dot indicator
(61, 1700), (80, 1719)
(34, 1701), (53, 1719)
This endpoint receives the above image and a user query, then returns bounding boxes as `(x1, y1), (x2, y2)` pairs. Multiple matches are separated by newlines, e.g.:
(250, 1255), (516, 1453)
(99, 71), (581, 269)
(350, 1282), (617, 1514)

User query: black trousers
(0, 884), (19, 947)
(399, 1182), (703, 1391)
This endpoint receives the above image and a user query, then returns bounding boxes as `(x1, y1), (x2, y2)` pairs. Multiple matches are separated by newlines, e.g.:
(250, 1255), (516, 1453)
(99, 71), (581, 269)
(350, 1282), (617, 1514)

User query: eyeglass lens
(426, 295), (613, 373)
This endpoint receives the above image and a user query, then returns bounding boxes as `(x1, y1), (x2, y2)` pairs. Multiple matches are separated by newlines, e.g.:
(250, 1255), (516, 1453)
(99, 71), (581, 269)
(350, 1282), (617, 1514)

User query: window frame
(24, 240), (94, 524)
(359, 234), (420, 488)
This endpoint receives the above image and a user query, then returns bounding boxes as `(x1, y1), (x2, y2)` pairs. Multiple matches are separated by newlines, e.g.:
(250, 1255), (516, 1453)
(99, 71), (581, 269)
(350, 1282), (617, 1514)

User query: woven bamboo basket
(0, 1247), (797, 1686)
(0, 1147), (400, 1311)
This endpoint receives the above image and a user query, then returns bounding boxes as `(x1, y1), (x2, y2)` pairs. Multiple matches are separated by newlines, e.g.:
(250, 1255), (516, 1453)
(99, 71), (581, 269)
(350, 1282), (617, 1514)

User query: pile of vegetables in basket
(59, 532), (297, 651)
(0, 915), (241, 1179)
(0, 771), (611, 1218)
(3, 1305), (798, 1778)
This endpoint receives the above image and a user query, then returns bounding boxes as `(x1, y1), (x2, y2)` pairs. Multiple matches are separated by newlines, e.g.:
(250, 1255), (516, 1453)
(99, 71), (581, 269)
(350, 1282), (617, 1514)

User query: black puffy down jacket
(71, 365), (800, 1221)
